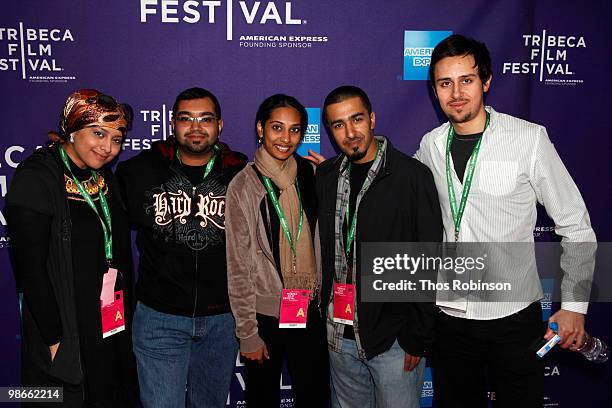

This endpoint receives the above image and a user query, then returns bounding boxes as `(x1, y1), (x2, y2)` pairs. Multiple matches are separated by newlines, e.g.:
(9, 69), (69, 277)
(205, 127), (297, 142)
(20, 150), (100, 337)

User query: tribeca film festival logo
(0, 144), (39, 238)
(0, 23), (76, 82)
(403, 30), (452, 80)
(122, 103), (174, 151)
(140, 0), (328, 49)
(502, 30), (586, 86)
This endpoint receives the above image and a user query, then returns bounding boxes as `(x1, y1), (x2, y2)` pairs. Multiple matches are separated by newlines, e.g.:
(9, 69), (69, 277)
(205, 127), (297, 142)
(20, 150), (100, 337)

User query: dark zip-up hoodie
(116, 138), (247, 317)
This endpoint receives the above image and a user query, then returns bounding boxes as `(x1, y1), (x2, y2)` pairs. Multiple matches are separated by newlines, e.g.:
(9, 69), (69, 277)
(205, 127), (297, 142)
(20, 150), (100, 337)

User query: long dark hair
(255, 94), (308, 141)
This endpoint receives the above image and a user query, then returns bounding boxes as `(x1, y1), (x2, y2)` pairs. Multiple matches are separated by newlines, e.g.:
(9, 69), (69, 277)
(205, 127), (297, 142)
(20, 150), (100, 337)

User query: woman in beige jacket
(225, 94), (329, 407)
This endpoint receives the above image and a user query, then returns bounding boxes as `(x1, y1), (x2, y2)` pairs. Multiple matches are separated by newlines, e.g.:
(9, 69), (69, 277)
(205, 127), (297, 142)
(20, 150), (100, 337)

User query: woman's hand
(49, 342), (60, 362)
(241, 344), (269, 364)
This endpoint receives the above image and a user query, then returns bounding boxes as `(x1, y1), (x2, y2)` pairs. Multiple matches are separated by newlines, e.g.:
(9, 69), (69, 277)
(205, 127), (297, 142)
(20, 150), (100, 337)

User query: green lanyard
(59, 147), (113, 263)
(175, 144), (219, 180)
(262, 177), (303, 273)
(445, 111), (490, 241)
(344, 140), (381, 256)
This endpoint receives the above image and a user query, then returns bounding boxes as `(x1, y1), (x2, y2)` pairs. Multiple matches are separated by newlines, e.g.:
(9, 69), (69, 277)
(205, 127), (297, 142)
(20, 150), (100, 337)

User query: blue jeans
(329, 339), (425, 408)
(132, 302), (238, 408)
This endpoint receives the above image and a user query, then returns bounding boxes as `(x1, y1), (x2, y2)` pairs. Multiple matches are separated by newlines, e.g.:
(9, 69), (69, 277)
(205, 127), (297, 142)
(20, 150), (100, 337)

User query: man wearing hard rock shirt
(116, 87), (247, 407)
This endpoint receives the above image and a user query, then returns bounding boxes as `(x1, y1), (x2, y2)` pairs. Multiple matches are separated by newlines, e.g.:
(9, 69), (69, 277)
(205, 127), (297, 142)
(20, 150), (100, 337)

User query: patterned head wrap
(59, 89), (131, 139)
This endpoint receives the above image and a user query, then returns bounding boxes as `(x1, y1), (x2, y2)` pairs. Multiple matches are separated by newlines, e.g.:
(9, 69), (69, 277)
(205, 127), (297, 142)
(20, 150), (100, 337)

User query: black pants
(244, 303), (330, 408)
(21, 342), (139, 407)
(22, 369), (136, 408)
(433, 303), (545, 408)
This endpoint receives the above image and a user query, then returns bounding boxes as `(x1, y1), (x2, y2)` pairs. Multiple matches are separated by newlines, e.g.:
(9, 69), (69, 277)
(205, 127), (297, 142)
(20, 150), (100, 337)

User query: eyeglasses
(174, 115), (218, 126)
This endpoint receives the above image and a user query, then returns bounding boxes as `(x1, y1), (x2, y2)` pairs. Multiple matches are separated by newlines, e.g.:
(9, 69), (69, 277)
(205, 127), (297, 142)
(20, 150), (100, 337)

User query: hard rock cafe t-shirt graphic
(144, 174), (227, 251)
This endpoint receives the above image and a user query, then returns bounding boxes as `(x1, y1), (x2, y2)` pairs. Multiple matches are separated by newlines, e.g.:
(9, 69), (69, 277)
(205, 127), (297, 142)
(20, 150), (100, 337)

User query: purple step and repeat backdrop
(1, 1), (611, 406)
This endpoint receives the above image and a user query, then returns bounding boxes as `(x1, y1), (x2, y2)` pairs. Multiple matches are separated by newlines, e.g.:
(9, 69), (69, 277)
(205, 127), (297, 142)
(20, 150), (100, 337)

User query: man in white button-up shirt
(415, 34), (596, 408)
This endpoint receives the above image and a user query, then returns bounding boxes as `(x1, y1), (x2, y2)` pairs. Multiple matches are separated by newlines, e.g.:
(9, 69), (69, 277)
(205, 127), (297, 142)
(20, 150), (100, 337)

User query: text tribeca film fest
(1, 1), (611, 407)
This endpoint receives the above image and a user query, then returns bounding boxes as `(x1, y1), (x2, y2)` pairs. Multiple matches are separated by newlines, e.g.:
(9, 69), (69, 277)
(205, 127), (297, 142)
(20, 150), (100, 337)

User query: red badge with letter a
(101, 290), (125, 338)
(100, 268), (125, 338)
(279, 289), (309, 328)
(333, 283), (355, 325)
